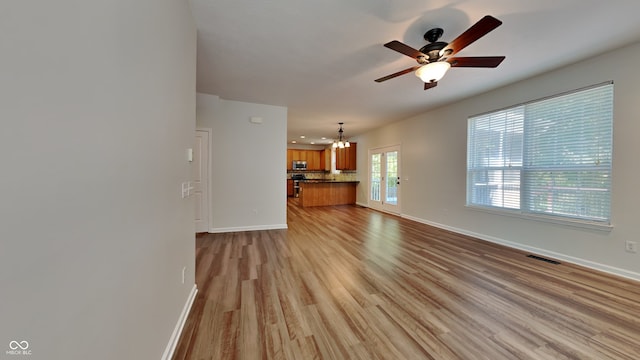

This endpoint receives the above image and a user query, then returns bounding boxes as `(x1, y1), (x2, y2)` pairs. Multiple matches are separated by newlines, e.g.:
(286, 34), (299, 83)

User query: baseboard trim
(402, 214), (640, 282)
(162, 284), (198, 360)
(209, 223), (288, 233)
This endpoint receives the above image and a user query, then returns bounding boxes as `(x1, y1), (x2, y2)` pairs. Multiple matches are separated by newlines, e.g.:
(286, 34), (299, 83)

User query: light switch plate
(181, 182), (188, 198)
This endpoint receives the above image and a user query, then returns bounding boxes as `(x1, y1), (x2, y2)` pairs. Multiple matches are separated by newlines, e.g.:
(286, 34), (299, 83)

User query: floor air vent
(527, 254), (561, 265)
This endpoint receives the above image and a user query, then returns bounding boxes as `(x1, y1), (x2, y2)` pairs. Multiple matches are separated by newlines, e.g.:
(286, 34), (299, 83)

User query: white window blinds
(467, 82), (613, 224)
(467, 107), (523, 209)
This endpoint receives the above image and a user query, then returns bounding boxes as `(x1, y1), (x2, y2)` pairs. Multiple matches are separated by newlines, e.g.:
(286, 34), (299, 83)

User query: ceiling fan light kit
(415, 61), (451, 83)
(375, 15), (505, 90)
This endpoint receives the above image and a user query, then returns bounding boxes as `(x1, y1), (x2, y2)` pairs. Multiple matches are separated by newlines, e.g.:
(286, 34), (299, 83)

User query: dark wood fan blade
(424, 81), (438, 90)
(384, 40), (425, 59)
(440, 15), (502, 59)
(448, 56), (505, 67)
(375, 65), (421, 83)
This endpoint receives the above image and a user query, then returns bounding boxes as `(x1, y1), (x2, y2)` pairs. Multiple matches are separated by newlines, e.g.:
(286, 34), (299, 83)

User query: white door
(369, 145), (400, 214)
(194, 129), (210, 233)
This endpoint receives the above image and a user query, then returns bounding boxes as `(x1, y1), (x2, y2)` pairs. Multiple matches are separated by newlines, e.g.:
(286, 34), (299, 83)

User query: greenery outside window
(466, 82), (613, 225)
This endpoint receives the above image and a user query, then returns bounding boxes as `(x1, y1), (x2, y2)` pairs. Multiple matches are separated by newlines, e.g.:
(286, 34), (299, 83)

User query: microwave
(292, 160), (307, 170)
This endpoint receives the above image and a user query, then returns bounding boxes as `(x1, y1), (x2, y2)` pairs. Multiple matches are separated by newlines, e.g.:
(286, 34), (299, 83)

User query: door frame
(368, 144), (401, 215)
(195, 128), (212, 233)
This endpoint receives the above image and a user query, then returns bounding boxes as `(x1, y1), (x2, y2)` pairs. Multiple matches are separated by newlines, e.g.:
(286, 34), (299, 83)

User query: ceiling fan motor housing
(419, 41), (448, 62)
(418, 28), (447, 62)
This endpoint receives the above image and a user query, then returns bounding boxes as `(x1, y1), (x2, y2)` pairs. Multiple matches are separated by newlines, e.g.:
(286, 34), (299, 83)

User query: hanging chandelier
(332, 122), (350, 149)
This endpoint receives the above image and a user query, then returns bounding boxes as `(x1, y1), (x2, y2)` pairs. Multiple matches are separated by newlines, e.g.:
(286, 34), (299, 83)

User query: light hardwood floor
(173, 199), (640, 359)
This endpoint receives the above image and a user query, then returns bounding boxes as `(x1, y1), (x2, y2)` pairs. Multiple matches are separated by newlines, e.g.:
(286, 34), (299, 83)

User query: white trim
(162, 284), (198, 360)
(196, 127), (212, 233)
(209, 223), (288, 233)
(401, 214), (640, 282)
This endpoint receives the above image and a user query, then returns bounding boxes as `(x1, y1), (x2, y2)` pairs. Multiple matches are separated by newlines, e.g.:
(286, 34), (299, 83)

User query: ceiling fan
(375, 15), (505, 90)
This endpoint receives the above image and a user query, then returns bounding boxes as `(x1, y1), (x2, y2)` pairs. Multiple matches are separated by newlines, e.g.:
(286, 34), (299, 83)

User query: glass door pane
(385, 151), (398, 205)
(371, 153), (381, 202)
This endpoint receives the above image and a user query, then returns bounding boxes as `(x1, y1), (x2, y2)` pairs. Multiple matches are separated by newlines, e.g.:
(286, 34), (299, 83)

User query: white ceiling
(190, 0), (640, 146)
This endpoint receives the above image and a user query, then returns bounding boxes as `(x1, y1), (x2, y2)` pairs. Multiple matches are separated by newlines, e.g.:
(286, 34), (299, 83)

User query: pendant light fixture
(332, 122), (350, 149)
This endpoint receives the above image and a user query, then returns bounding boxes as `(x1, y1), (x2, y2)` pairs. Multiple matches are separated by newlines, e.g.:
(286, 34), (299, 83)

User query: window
(467, 82), (613, 224)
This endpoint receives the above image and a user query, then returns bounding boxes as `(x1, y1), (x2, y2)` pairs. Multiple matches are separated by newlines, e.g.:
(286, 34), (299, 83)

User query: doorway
(369, 145), (400, 214)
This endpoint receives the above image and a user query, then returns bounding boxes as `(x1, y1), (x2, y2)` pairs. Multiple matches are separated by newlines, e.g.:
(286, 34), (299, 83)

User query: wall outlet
(625, 240), (637, 253)
(181, 266), (187, 284)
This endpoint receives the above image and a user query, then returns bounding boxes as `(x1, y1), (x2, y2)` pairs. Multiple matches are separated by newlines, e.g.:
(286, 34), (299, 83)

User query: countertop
(300, 180), (360, 184)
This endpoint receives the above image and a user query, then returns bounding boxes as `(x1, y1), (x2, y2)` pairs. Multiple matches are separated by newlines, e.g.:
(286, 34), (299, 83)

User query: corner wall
(356, 41), (640, 280)
(0, 1), (197, 359)
(196, 93), (288, 232)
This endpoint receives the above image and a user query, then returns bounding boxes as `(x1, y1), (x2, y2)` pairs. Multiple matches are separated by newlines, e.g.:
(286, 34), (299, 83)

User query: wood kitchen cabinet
(299, 181), (358, 207)
(290, 149), (303, 162)
(336, 143), (357, 170)
(287, 179), (294, 197)
(287, 147), (355, 171)
(286, 149), (323, 171)
(306, 150), (321, 170)
(320, 149), (327, 170)
(287, 150), (293, 170)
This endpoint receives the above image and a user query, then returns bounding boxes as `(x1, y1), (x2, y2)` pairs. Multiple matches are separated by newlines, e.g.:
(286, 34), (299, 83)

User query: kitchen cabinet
(287, 150), (293, 170)
(320, 149), (327, 170)
(292, 149), (304, 162)
(336, 143), (357, 170)
(289, 149), (303, 163)
(299, 181), (358, 207)
(287, 179), (294, 197)
(287, 149), (323, 171)
(306, 150), (321, 170)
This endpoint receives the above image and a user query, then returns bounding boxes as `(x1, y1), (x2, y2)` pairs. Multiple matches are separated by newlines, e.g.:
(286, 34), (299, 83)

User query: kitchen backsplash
(287, 170), (356, 181)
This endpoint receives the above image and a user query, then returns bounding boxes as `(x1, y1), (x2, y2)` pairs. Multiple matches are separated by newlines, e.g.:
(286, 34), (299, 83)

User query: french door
(369, 145), (400, 214)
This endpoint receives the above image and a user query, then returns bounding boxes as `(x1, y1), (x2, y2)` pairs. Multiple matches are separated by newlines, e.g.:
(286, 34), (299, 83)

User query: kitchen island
(299, 180), (359, 207)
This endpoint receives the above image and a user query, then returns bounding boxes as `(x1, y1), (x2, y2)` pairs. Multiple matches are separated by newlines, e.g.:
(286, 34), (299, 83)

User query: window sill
(465, 205), (613, 232)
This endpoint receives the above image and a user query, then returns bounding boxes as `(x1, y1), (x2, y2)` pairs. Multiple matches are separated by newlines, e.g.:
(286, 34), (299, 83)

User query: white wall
(356, 41), (640, 280)
(196, 93), (288, 232)
(0, 1), (197, 359)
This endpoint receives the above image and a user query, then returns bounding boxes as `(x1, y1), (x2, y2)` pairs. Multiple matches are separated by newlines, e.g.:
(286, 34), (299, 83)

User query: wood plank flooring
(173, 199), (640, 359)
